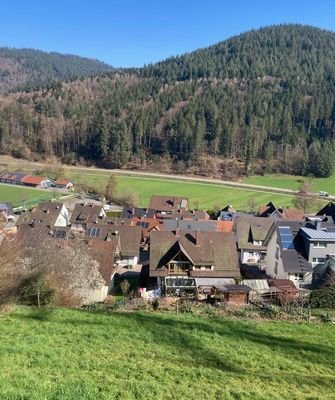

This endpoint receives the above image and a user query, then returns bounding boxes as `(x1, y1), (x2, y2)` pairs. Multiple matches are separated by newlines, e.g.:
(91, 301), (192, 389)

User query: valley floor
(0, 307), (334, 400)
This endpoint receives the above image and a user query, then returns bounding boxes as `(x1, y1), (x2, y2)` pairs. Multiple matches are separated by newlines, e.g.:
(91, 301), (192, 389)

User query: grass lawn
(64, 171), (297, 211)
(243, 174), (335, 195)
(0, 307), (334, 400)
(0, 184), (58, 207)
(116, 176), (297, 210)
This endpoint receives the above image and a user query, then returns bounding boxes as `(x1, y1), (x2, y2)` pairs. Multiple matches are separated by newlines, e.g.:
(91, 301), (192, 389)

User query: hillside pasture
(0, 307), (334, 400)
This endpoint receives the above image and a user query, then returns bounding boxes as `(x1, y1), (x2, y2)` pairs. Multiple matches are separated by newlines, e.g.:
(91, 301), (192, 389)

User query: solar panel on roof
(279, 226), (294, 249)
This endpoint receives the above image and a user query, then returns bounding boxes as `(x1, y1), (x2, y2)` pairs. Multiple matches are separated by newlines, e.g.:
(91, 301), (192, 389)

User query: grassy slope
(0, 184), (57, 207)
(0, 307), (334, 400)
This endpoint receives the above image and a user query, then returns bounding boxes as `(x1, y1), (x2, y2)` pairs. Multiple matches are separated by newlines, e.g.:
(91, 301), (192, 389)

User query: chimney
(175, 228), (180, 238)
(315, 219), (322, 230)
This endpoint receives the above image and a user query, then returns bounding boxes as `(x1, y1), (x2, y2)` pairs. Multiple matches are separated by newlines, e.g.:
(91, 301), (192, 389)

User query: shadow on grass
(12, 307), (335, 389)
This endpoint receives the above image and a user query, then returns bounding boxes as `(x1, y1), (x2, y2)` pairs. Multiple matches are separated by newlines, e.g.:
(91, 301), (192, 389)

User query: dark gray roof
(0, 202), (13, 215)
(162, 220), (218, 232)
(316, 202), (335, 217)
(300, 227), (335, 241)
(281, 251), (313, 273)
(121, 207), (155, 219)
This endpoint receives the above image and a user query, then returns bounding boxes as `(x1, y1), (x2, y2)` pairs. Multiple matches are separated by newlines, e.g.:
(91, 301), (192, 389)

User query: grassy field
(0, 307), (334, 400)
(0, 184), (58, 207)
(60, 171), (296, 211)
(243, 174), (335, 195)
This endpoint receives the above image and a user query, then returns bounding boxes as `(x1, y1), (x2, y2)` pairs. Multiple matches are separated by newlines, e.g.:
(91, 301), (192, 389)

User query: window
(294, 273), (304, 280)
(313, 242), (327, 248)
(253, 240), (263, 246)
(312, 257), (325, 264)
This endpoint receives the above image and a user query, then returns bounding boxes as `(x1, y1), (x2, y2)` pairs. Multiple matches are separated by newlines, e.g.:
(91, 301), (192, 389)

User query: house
(70, 203), (106, 231)
(265, 221), (312, 288)
(17, 201), (69, 228)
(258, 202), (278, 218)
(299, 221), (335, 280)
(162, 219), (233, 233)
(312, 255), (335, 288)
(131, 217), (162, 242)
(234, 216), (273, 266)
(149, 195), (189, 218)
(85, 224), (142, 267)
(169, 209), (210, 221)
(21, 175), (53, 188)
(121, 206), (156, 219)
(217, 205), (237, 221)
(149, 229), (240, 295)
(85, 238), (120, 301)
(53, 179), (74, 190)
(0, 172), (28, 185)
(0, 202), (14, 222)
(316, 202), (335, 223)
(258, 202), (304, 220)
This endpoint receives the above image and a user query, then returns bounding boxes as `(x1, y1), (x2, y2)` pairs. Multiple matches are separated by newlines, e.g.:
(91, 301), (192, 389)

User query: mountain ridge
(0, 47), (113, 94)
(0, 24), (335, 178)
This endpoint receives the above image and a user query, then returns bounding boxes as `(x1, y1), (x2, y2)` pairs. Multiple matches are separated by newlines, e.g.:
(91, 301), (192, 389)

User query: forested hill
(0, 48), (113, 93)
(0, 24), (335, 178)
(141, 24), (335, 82)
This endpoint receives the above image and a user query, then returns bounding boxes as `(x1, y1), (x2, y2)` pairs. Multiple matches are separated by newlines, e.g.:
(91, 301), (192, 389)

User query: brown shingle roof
(86, 240), (117, 285)
(85, 223), (142, 258)
(280, 208), (305, 221)
(17, 201), (66, 228)
(149, 230), (239, 278)
(149, 195), (189, 212)
(234, 216), (273, 251)
(70, 204), (105, 225)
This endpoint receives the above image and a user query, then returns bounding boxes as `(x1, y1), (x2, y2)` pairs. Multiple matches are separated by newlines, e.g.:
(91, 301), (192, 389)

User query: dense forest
(0, 24), (335, 178)
(0, 48), (113, 94)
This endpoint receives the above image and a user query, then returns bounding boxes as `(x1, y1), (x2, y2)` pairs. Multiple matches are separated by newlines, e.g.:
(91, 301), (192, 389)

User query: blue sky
(1, 0), (335, 67)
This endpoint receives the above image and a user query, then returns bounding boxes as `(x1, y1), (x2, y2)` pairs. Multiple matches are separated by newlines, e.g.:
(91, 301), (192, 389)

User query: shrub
(260, 304), (282, 319)
(152, 298), (159, 311)
(18, 272), (55, 307)
(178, 300), (194, 314)
(310, 288), (335, 308)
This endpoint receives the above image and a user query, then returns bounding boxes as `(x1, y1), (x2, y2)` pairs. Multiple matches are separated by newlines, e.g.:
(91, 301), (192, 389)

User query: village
(1, 170), (335, 311)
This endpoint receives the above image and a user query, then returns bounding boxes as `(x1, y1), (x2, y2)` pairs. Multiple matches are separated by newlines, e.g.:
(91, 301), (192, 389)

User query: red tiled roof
(54, 179), (72, 185)
(217, 221), (234, 232)
(21, 175), (46, 185)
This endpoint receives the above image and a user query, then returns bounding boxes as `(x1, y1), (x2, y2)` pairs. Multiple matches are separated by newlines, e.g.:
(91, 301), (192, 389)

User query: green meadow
(243, 174), (335, 195)
(0, 184), (57, 208)
(64, 171), (296, 211)
(0, 307), (334, 400)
